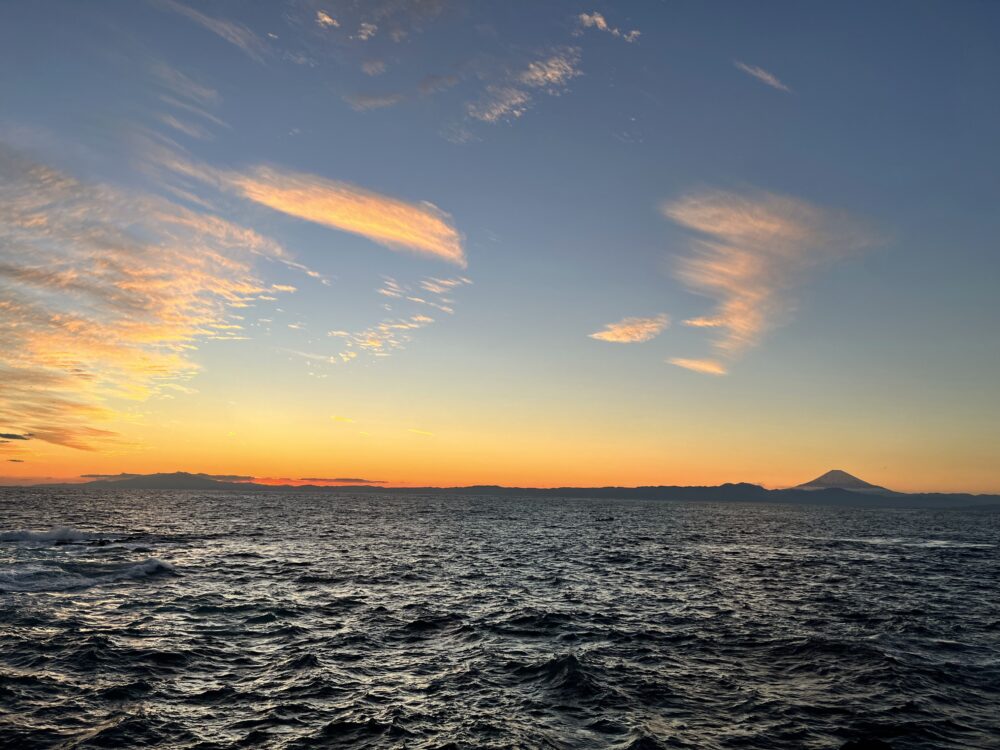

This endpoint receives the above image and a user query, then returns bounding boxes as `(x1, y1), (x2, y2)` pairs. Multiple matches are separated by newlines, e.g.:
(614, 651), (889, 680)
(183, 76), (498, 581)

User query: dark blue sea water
(1, 490), (998, 749)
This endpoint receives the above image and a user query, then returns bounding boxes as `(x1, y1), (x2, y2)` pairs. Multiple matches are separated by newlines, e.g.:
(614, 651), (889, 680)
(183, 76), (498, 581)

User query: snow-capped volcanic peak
(795, 469), (891, 494)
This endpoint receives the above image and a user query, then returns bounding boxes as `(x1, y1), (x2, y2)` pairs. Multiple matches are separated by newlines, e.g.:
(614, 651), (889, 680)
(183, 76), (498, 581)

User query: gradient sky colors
(1, 1), (999, 492)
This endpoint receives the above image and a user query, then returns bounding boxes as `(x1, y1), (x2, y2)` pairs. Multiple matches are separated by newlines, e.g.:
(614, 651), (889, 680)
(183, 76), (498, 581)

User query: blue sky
(1, 1), (998, 491)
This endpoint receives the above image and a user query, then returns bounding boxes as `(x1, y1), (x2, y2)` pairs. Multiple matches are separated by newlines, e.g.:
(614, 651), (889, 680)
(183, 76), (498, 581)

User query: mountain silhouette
(795, 469), (890, 493)
(78, 472), (255, 491)
(14, 471), (1000, 509)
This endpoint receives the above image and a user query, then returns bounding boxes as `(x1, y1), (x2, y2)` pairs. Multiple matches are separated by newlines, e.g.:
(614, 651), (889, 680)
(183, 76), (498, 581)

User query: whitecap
(0, 526), (97, 543)
(0, 558), (176, 593)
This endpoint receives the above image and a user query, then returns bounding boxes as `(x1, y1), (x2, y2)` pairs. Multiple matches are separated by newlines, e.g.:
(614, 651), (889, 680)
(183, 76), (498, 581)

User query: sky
(1, 0), (998, 493)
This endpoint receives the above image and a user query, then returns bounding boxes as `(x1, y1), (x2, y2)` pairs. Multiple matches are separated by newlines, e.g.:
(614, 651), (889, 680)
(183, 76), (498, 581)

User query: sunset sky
(1, 1), (998, 492)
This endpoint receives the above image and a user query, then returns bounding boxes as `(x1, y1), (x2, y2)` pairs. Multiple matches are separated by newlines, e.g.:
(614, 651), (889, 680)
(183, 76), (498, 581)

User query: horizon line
(1, 470), (999, 497)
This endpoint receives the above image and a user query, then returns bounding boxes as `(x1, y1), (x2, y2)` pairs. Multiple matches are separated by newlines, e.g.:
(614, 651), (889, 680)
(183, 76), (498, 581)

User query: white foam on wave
(0, 526), (97, 543)
(0, 558), (176, 593)
(838, 536), (994, 549)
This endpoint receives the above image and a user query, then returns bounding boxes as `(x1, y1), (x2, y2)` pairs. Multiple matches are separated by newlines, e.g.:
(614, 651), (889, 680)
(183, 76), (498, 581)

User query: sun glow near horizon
(1, 2), (999, 494)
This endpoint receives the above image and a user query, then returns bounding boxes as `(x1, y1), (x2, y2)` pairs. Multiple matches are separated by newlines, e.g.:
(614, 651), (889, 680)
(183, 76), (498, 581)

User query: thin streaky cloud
(734, 61), (791, 92)
(326, 313), (436, 357)
(0, 144), (304, 449)
(662, 189), (876, 371)
(669, 358), (727, 376)
(155, 0), (268, 62)
(315, 276), (468, 364)
(158, 114), (211, 140)
(589, 314), (669, 343)
(160, 96), (230, 129)
(344, 92), (406, 111)
(682, 317), (723, 328)
(149, 147), (466, 266)
(229, 166), (466, 265)
(408, 428), (434, 437)
(150, 63), (219, 105)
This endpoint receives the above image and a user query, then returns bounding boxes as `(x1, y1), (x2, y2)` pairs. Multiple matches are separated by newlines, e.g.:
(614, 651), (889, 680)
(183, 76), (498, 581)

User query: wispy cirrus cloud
(151, 63), (231, 137)
(158, 113), (212, 140)
(228, 166), (466, 265)
(467, 47), (581, 124)
(668, 358), (727, 376)
(343, 92), (406, 111)
(155, 0), (269, 62)
(662, 189), (876, 373)
(0, 145), (305, 450)
(576, 12), (640, 43)
(320, 276), (469, 361)
(734, 61), (791, 92)
(146, 144), (466, 266)
(590, 314), (669, 343)
(518, 48), (582, 89)
(150, 63), (219, 107)
(467, 86), (533, 124)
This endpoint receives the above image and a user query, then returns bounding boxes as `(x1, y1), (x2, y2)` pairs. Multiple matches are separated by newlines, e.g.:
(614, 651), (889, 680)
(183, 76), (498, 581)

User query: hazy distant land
(9, 470), (999, 509)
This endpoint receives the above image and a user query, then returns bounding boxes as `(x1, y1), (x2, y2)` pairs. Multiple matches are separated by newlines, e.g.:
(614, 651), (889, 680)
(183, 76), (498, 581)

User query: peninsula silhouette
(15, 470), (1000, 509)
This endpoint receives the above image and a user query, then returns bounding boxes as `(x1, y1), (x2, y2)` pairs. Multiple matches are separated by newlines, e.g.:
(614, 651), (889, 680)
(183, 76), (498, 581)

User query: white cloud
(663, 189), (876, 369)
(734, 61), (791, 92)
(518, 48), (582, 89)
(467, 86), (532, 123)
(467, 48), (581, 124)
(590, 314), (669, 343)
(669, 358), (727, 376)
(150, 149), (467, 266)
(577, 12), (640, 43)
(0, 144), (304, 449)
(316, 11), (339, 28)
(356, 22), (378, 40)
(155, 0), (268, 62)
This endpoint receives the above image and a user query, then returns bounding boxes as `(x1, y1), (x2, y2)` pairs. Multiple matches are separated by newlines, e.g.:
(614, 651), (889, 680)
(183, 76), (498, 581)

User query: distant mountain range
(7, 470), (999, 509)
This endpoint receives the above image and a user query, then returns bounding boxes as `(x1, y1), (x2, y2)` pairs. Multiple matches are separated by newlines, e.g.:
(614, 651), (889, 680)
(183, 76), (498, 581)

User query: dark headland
(12, 470), (1000, 509)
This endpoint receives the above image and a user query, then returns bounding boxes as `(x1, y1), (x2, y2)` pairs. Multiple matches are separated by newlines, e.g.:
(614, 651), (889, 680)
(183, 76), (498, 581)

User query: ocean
(1, 489), (998, 749)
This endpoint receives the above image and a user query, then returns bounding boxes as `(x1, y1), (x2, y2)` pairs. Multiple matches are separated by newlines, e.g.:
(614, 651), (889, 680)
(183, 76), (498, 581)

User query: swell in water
(1, 490), (998, 749)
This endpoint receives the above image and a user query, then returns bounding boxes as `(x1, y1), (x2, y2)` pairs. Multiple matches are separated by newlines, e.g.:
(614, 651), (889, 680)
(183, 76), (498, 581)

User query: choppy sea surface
(1, 490), (998, 749)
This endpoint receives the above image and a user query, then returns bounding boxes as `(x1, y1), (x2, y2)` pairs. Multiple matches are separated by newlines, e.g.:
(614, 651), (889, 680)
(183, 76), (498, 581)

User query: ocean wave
(0, 558), (176, 593)
(512, 652), (607, 699)
(0, 526), (99, 543)
(1, 491), (997, 748)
